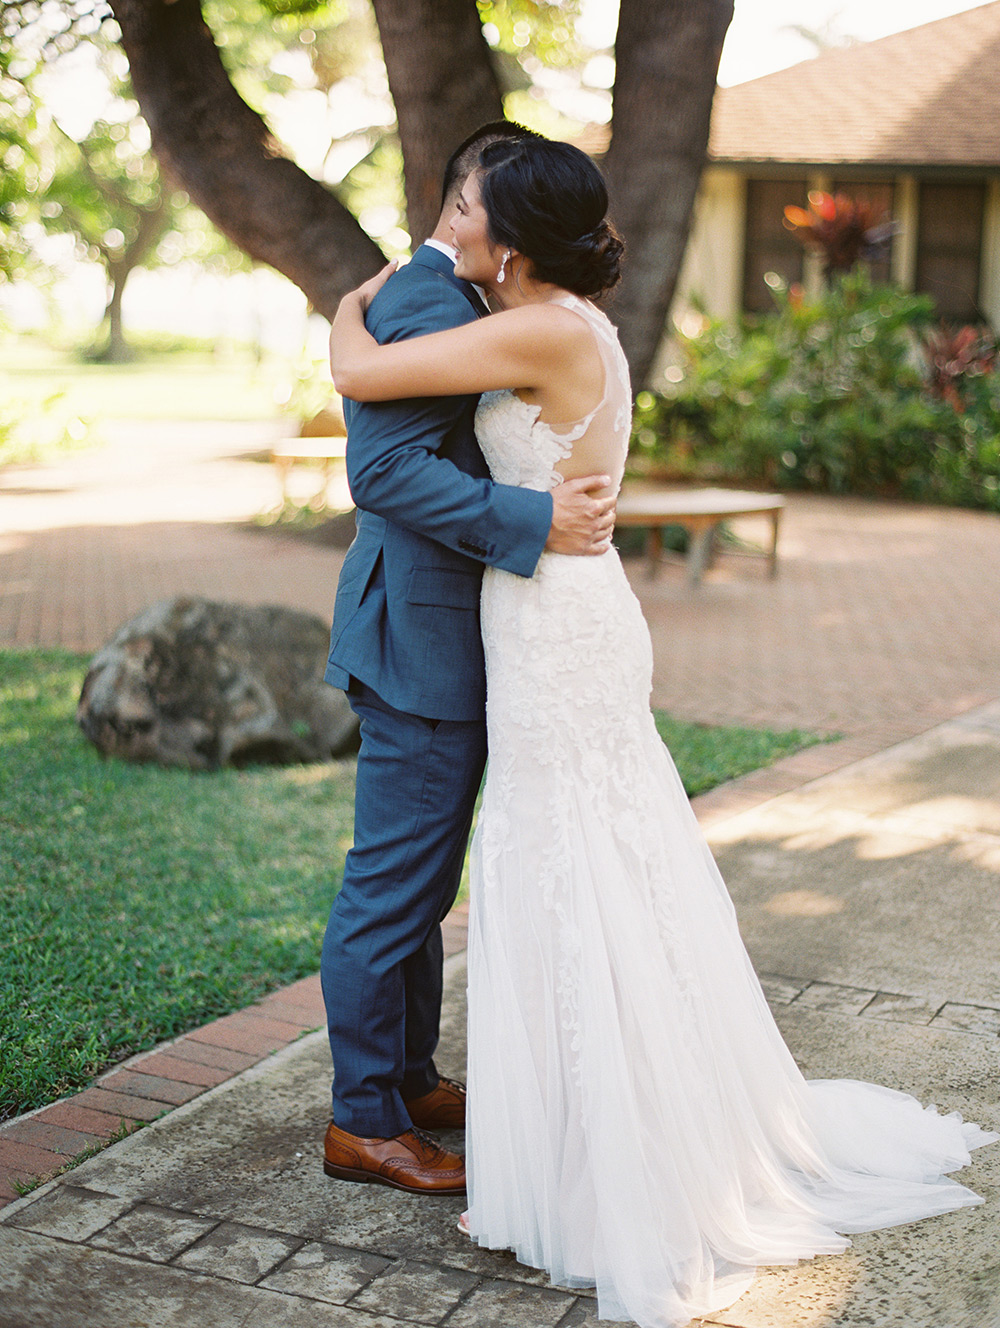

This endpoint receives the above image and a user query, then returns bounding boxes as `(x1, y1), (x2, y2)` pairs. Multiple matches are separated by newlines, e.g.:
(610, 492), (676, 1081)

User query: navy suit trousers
(320, 680), (487, 1137)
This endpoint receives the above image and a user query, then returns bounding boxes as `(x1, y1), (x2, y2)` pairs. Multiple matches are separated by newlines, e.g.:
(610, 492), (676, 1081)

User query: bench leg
(768, 510), (781, 577)
(646, 526), (663, 578)
(687, 525), (715, 587)
(309, 459), (332, 510)
(274, 457), (292, 508)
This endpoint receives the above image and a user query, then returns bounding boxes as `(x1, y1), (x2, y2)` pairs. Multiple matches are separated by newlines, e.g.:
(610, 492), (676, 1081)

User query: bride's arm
(331, 275), (586, 402)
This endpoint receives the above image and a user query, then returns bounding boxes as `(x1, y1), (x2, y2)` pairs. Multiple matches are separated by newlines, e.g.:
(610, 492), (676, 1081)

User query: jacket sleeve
(343, 271), (552, 579)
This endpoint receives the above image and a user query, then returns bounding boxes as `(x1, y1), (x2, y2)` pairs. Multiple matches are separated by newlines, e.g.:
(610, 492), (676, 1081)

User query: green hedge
(632, 271), (1000, 510)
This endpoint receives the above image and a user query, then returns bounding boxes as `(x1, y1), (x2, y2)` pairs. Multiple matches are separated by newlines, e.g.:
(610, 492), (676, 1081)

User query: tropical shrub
(782, 190), (897, 279)
(922, 322), (998, 412)
(632, 270), (1000, 511)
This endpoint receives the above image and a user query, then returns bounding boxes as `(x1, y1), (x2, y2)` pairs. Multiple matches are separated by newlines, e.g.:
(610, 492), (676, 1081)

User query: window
(916, 181), (985, 321)
(830, 180), (895, 284)
(742, 179), (807, 313)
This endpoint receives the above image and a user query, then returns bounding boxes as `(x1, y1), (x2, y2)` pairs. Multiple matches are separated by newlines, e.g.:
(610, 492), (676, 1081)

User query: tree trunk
(108, 0), (385, 320)
(101, 257), (134, 362)
(97, 193), (170, 362)
(604, 0), (733, 386)
(371, 0), (503, 244)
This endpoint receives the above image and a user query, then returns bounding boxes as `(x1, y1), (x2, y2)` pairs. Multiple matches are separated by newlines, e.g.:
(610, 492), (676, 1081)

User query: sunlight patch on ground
(282, 763), (351, 786)
(954, 837), (1000, 872)
(895, 795), (1000, 835)
(764, 889), (845, 917)
(710, 805), (948, 862)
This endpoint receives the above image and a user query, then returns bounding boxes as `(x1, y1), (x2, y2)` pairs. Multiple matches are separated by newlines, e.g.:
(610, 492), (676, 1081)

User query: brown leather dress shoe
(323, 1121), (466, 1195)
(404, 1075), (467, 1131)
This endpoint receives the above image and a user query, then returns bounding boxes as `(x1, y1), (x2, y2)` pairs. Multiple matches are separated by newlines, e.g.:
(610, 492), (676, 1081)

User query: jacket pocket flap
(406, 567), (481, 609)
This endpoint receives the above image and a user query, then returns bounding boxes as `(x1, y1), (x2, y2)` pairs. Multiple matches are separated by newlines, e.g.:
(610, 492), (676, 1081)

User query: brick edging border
(0, 975), (324, 1207)
(0, 908), (471, 1209)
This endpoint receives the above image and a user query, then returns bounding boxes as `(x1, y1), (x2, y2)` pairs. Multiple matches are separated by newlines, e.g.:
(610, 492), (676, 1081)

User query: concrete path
(3, 421), (1000, 1326)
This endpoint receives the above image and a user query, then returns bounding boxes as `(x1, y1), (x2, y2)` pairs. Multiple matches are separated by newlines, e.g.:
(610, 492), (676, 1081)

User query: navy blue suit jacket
(325, 244), (552, 721)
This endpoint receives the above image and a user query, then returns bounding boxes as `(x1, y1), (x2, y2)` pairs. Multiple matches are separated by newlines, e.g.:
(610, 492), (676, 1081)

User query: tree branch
(123, 190), (168, 268)
(108, 0), (385, 318)
(371, 0), (503, 243)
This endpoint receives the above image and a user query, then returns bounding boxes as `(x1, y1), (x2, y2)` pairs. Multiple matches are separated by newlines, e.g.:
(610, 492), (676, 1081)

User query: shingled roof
(709, 1), (1000, 169)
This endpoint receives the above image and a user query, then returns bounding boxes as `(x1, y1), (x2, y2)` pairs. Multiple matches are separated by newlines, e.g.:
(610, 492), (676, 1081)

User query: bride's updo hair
(476, 137), (624, 299)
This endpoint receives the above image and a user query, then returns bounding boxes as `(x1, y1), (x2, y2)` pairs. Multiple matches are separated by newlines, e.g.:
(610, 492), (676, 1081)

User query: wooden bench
(271, 437), (348, 508)
(615, 486), (785, 586)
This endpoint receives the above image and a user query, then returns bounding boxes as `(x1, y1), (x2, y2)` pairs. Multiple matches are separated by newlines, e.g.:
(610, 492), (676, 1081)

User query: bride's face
(451, 171), (504, 285)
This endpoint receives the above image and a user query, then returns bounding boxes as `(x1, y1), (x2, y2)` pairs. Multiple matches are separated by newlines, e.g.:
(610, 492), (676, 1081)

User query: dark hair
(440, 119), (541, 210)
(476, 138), (624, 299)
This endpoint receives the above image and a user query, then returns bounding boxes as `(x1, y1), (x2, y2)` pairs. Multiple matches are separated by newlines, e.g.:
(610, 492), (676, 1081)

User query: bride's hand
(353, 260), (399, 313)
(331, 261), (398, 384)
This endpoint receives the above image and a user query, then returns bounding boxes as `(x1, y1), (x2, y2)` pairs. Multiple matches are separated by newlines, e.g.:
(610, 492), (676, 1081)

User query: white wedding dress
(464, 294), (996, 1327)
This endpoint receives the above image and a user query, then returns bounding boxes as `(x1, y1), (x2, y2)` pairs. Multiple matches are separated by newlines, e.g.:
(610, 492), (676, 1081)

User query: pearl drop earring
(496, 250), (511, 284)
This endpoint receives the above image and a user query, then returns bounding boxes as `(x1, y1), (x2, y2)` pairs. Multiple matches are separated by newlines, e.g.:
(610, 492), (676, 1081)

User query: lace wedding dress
(464, 295), (996, 1328)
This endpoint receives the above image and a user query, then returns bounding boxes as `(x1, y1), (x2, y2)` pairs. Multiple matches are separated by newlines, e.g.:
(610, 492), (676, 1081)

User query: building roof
(709, 1), (1000, 169)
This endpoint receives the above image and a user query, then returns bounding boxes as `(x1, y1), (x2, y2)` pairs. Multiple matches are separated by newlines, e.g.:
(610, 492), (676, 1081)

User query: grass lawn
(653, 712), (820, 796)
(1, 648), (824, 1122)
(1, 649), (355, 1123)
(1, 337), (290, 427)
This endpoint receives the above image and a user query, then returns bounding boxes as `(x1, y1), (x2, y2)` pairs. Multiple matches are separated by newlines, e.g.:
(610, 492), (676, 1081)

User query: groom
(320, 121), (616, 1194)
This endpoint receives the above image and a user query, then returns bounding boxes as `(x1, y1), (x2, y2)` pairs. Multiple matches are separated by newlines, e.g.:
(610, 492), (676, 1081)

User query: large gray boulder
(77, 597), (358, 769)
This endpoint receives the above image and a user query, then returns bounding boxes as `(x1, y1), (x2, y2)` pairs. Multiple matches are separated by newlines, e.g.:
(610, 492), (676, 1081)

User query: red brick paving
(97, 1071), (207, 1107)
(0, 1176), (21, 1202)
(0, 420), (344, 654)
(1, 1121), (104, 1156)
(39, 1102), (139, 1138)
(635, 495), (1000, 740)
(157, 1039), (261, 1074)
(0, 1139), (67, 1189)
(248, 975), (327, 1025)
(252, 1001), (326, 1028)
(274, 975), (325, 1005)
(69, 1088), (173, 1123)
(183, 1012), (309, 1057)
(4, 420), (1000, 1208)
(126, 1053), (234, 1089)
(250, 996), (326, 1027)
(5, 428), (999, 747)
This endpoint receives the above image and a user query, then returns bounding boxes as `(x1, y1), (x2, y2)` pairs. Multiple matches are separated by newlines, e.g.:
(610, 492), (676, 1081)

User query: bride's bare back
(509, 295), (632, 498)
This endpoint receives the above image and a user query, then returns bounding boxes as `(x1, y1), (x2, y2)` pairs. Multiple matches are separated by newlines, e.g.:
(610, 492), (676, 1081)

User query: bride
(330, 136), (996, 1328)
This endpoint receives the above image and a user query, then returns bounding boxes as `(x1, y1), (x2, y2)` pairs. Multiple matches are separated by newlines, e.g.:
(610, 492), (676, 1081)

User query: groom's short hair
(440, 119), (541, 209)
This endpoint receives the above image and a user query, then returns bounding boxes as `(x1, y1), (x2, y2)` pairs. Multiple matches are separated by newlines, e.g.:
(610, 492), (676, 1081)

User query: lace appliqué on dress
(475, 389), (591, 491)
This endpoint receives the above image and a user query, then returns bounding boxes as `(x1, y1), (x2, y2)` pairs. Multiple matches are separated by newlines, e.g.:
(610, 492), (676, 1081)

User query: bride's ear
(508, 250), (533, 290)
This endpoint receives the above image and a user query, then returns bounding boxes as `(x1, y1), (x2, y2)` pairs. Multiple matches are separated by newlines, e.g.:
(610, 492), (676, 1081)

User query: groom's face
(450, 171), (502, 286)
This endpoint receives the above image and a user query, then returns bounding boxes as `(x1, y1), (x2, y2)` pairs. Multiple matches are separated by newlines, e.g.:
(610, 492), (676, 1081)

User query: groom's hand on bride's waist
(546, 475), (616, 556)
